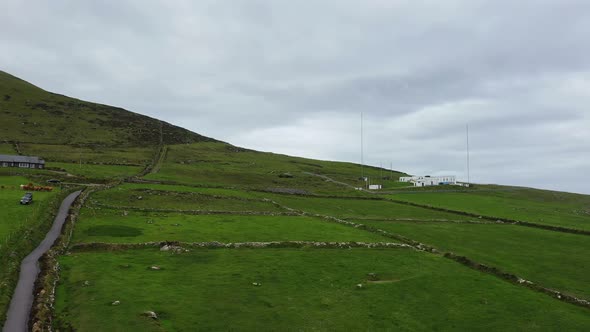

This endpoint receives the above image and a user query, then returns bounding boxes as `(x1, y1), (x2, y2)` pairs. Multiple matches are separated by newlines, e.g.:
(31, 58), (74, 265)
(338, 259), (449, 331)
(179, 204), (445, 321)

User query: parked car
(20, 192), (33, 205)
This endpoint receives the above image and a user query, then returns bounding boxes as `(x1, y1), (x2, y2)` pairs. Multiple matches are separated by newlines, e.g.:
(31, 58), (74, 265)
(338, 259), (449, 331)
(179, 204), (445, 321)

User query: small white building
(399, 175), (456, 187)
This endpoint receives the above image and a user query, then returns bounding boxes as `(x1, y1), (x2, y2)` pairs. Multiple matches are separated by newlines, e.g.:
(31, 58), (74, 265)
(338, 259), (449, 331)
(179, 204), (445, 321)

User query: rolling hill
(0, 70), (214, 146)
(1, 70), (590, 331)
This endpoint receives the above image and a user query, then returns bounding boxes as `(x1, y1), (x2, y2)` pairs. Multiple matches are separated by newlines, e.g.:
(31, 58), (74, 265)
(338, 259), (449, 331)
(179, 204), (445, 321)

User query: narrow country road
(3, 190), (81, 332)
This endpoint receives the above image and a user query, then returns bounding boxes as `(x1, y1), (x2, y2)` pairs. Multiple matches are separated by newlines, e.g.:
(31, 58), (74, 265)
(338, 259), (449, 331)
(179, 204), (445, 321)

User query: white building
(399, 175), (456, 187)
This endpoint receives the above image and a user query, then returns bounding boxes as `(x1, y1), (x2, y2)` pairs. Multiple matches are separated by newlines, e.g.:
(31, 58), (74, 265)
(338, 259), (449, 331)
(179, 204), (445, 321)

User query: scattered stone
(278, 172), (294, 178)
(265, 188), (309, 195)
(252, 282), (262, 287)
(119, 264), (131, 269)
(142, 311), (158, 320)
(146, 219), (154, 224)
(112, 300), (120, 306)
(172, 223), (181, 227)
(150, 266), (162, 270)
(83, 280), (90, 287)
(160, 244), (188, 253)
(122, 210), (129, 217)
(356, 284), (364, 289)
(367, 273), (379, 281)
(137, 196), (143, 200)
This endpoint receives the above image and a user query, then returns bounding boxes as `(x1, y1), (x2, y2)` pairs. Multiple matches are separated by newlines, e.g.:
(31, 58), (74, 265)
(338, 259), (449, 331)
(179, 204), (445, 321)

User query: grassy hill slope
(1, 71), (590, 330)
(0, 70), (214, 146)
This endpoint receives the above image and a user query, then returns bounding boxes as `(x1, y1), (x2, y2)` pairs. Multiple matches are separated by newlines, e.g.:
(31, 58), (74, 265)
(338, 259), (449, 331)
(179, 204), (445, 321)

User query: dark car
(20, 192), (33, 205)
(46, 179), (61, 184)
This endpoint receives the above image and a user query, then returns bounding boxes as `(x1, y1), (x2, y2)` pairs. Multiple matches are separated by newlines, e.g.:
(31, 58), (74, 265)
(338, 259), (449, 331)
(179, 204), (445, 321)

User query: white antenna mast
(361, 112), (364, 179)
(466, 124), (470, 184)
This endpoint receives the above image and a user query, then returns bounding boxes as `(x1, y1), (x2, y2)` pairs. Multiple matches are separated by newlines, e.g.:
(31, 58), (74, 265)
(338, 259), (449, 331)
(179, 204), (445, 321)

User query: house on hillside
(0, 154), (45, 169)
(399, 175), (456, 187)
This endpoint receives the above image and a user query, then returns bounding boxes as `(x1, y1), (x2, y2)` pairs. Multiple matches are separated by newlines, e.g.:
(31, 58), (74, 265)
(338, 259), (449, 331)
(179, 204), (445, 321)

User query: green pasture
(89, 187), (282, 212)
(46, 162), (142, 179)
(362, 221), (590, 299)
(20, 143), (155, 165)
(117, 183), (259, 199)
(391, 189), (590, 230)
(72, 209), (388, 244)
(267, 194), (475, 221)
(0, 144), (15, 154)
(145, 143), (405, 193)
(54, 248), (590, 331)
(0, 176), (58, 242)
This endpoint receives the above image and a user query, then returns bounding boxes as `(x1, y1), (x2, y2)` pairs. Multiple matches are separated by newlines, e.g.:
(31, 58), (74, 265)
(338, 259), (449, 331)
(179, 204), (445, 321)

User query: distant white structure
(368, 184), (382, 190)
(399, 175), (456, 187)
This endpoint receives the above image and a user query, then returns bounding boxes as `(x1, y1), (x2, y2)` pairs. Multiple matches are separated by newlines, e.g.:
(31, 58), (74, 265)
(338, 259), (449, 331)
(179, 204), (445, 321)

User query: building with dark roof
(0, 154), (45, 169)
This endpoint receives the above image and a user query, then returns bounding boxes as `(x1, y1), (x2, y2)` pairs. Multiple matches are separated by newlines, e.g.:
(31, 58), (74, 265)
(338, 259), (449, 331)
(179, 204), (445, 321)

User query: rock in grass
(160, 244), (188, 253)
(142, 311), (158, 320)
(83, 280), (90, 287)
(112, 300), (121, 306)
(150, 266), (162, 270)
(356, 284), (364, 289)
(367, 273), (378, 281)
(252, 282), (262, 287)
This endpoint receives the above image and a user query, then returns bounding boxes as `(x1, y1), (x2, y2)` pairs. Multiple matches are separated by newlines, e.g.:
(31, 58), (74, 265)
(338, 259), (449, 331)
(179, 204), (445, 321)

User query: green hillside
(1, 71), (589, 331)
(0, 70), (213, 146)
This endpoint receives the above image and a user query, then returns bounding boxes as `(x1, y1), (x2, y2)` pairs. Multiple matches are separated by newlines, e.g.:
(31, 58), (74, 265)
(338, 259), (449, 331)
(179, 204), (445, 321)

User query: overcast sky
(1, 0), (589, 194)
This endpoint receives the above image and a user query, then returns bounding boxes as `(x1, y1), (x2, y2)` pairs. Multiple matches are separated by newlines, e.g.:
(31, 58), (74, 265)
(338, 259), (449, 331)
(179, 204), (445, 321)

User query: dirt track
(2, 190), (81, 332)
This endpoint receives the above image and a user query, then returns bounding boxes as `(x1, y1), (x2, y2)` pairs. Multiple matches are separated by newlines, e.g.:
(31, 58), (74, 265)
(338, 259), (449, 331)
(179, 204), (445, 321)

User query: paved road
(3, 190), (81, 332)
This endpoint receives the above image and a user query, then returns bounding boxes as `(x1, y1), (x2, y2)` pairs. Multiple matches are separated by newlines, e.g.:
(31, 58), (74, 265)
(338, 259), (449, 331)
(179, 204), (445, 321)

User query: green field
(19, 143), (155, 165)
(362, 221), (590, 299)
(268, 194), (475, 221)
(0, 176), (58, 242)
(0, 144), (15, 154)
(117, 183), (260, 199)
(46, 162), (143, 179)
(144, 143), (407, 193)
(54, 248), (590, 332)
(72, 210), (389, 244)
(391, 189), (590, 230)
(89, 187), (283, 212)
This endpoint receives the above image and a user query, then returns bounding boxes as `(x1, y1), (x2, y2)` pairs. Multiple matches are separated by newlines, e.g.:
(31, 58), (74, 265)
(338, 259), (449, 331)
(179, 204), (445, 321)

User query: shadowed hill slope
(0, 70), (215, 146)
